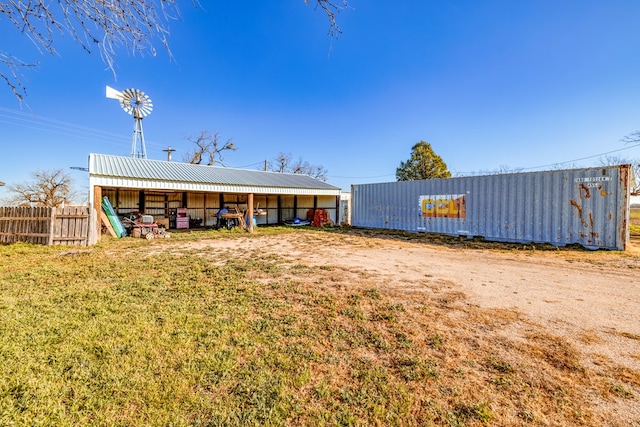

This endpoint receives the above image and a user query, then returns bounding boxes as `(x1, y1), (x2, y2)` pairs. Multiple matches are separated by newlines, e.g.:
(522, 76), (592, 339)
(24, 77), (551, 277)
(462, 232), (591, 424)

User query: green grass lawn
(0, 229), (637, 426)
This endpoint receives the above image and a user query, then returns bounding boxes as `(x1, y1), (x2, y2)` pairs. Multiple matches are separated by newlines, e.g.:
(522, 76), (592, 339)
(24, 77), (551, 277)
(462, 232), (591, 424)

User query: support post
(277, 195), (282, 224)
(247, 193), (254, 233)
(93, 185), (103, 242)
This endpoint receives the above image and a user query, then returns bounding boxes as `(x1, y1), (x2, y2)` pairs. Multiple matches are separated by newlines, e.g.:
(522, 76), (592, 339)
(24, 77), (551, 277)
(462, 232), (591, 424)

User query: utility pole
(264, 159), (268, 171)
(163, 146), (176, 162)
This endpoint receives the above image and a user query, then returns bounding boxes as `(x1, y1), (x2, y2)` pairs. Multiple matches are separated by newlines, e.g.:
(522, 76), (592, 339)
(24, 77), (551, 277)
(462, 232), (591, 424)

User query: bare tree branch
(0, 51), (35, 103)
(4, 168), (75, 207)
(1, 0), (187, 102)
(183, 130), (236, 166)
(599, 154), (640, 196)
(270, 152), (328, 181)
(305, 0), (349, 38)
(622, 131), (640, 144)
(598, 154), (633, 167)
(618, 131), (640, 194)
(2, 0), (348, 102)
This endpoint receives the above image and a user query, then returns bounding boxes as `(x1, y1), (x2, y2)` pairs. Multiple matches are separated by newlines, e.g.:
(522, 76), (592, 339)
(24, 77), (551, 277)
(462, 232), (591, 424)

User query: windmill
(106, 86), (153, 159)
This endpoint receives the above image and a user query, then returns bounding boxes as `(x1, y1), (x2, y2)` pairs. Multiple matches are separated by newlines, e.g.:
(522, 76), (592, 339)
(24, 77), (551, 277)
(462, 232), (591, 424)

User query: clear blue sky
(1, 1), (639, 201)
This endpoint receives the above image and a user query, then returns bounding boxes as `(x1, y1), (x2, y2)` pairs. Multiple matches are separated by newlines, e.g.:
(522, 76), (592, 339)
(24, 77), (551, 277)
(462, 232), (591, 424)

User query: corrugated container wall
(352, 165), (631, 250)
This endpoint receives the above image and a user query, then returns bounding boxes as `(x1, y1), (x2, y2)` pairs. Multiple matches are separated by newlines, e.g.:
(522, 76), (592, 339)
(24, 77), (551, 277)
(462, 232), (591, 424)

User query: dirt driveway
(203, 230), (640, 372)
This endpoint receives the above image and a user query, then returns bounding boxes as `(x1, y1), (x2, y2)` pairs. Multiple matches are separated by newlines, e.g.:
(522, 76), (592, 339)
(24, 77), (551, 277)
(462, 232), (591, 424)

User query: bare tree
(598, 154), (640, 195)
(2, 0), (348, 103)
(598, 154), (636, 166)
(622, 131), (640, 144)
(549, 162), (583, 170)
(272, 152), (294, 173)
(620, 131), (640, 195)
(2, 0), (184, 103)
(270, 152), (328, 181)
(306, 0), (349, 38)
(4, 169), (75, 207)
(183, 131), (236, 166)
(461, 165), (525, 176)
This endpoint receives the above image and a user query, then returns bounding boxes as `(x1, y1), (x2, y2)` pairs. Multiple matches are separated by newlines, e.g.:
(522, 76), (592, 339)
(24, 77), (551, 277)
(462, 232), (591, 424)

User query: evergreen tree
(396, 141), (451, 181)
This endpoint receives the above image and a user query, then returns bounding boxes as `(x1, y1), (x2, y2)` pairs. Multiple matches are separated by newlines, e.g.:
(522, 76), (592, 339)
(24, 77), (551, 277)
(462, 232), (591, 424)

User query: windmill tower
(106, 86), (153, 159)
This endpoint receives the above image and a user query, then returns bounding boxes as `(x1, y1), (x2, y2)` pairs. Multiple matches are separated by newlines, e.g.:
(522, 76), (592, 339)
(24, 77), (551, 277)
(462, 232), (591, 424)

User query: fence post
(48, 207), (56, 246)
(88, 206), (97, 245)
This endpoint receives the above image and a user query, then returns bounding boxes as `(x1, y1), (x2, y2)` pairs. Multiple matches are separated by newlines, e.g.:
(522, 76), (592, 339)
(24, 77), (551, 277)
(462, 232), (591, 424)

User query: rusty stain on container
(579, 184), (591, 199)
(569, 199), (583, 219)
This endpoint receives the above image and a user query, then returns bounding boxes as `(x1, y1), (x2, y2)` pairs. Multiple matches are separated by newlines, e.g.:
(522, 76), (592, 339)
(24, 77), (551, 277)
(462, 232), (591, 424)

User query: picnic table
(219, 212), (246, 230)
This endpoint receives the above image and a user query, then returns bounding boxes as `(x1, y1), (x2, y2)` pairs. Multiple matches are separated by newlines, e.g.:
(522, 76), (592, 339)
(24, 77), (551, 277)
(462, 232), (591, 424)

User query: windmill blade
(120, 89), (137, 115)
(122, 88), (137, 99)
(138, 94), (153, 117)
(111, 87), (153, 117)
(105, 86), (123, 99)
(120, 98), (135, 116)
(138, 103), (153, 117)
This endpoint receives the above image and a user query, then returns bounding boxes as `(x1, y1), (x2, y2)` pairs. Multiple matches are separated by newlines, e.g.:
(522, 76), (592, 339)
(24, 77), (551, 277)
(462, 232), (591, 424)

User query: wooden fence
(0, 206), (91, 246)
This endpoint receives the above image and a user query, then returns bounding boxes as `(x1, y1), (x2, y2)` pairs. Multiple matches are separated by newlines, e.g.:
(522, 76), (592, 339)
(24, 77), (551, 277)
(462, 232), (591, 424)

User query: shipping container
(351, 165), (632, 250)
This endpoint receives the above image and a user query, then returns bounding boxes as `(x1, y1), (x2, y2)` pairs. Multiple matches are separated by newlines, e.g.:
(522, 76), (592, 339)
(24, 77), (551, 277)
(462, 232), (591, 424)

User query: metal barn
(351, 165), (633, 250)
(88, 153), (341, 243)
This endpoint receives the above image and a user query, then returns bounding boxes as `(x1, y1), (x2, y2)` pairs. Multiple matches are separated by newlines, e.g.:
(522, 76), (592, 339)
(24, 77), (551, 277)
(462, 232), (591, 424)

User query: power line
(0, 107), (125, 140)
(228, 160), (269, 169)
(1, 107), (637, 177)
(452, 143), (640, 176)
(519, 143), (640, 171)
(328, 173), (396, 179)
(0, 106), (169, 152)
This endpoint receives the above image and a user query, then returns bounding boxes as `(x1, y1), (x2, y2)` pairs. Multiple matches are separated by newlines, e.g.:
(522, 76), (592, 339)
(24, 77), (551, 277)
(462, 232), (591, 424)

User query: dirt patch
(161, 229), (640, 424)
(171, 230), (640, 369)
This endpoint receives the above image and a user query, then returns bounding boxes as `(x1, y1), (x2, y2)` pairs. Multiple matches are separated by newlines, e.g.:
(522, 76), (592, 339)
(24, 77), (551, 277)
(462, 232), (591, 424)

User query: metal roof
(88, 153), (341, 195)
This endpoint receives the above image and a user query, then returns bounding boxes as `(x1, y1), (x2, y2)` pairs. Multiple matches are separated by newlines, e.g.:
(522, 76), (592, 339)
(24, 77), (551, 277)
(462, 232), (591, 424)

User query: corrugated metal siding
(297, 195), (315, 209)
(204, 194), (220, 210)
(266, 196), (279, 224)
(144, 193), (166, 218)
(352, 165), (631, 250)
(203, 193), (220, 227)
(187, 193), (204, 208)
(280, 195), (295, 221)
(89, 153), (341, 195)
(186, 193), (205, 225)
(118, 190), (139, 214)
(90, 176), (340, 196)
(317, 195), (337, 209)
(295, 195), (313, 220)
(254, 196), (267, 211)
